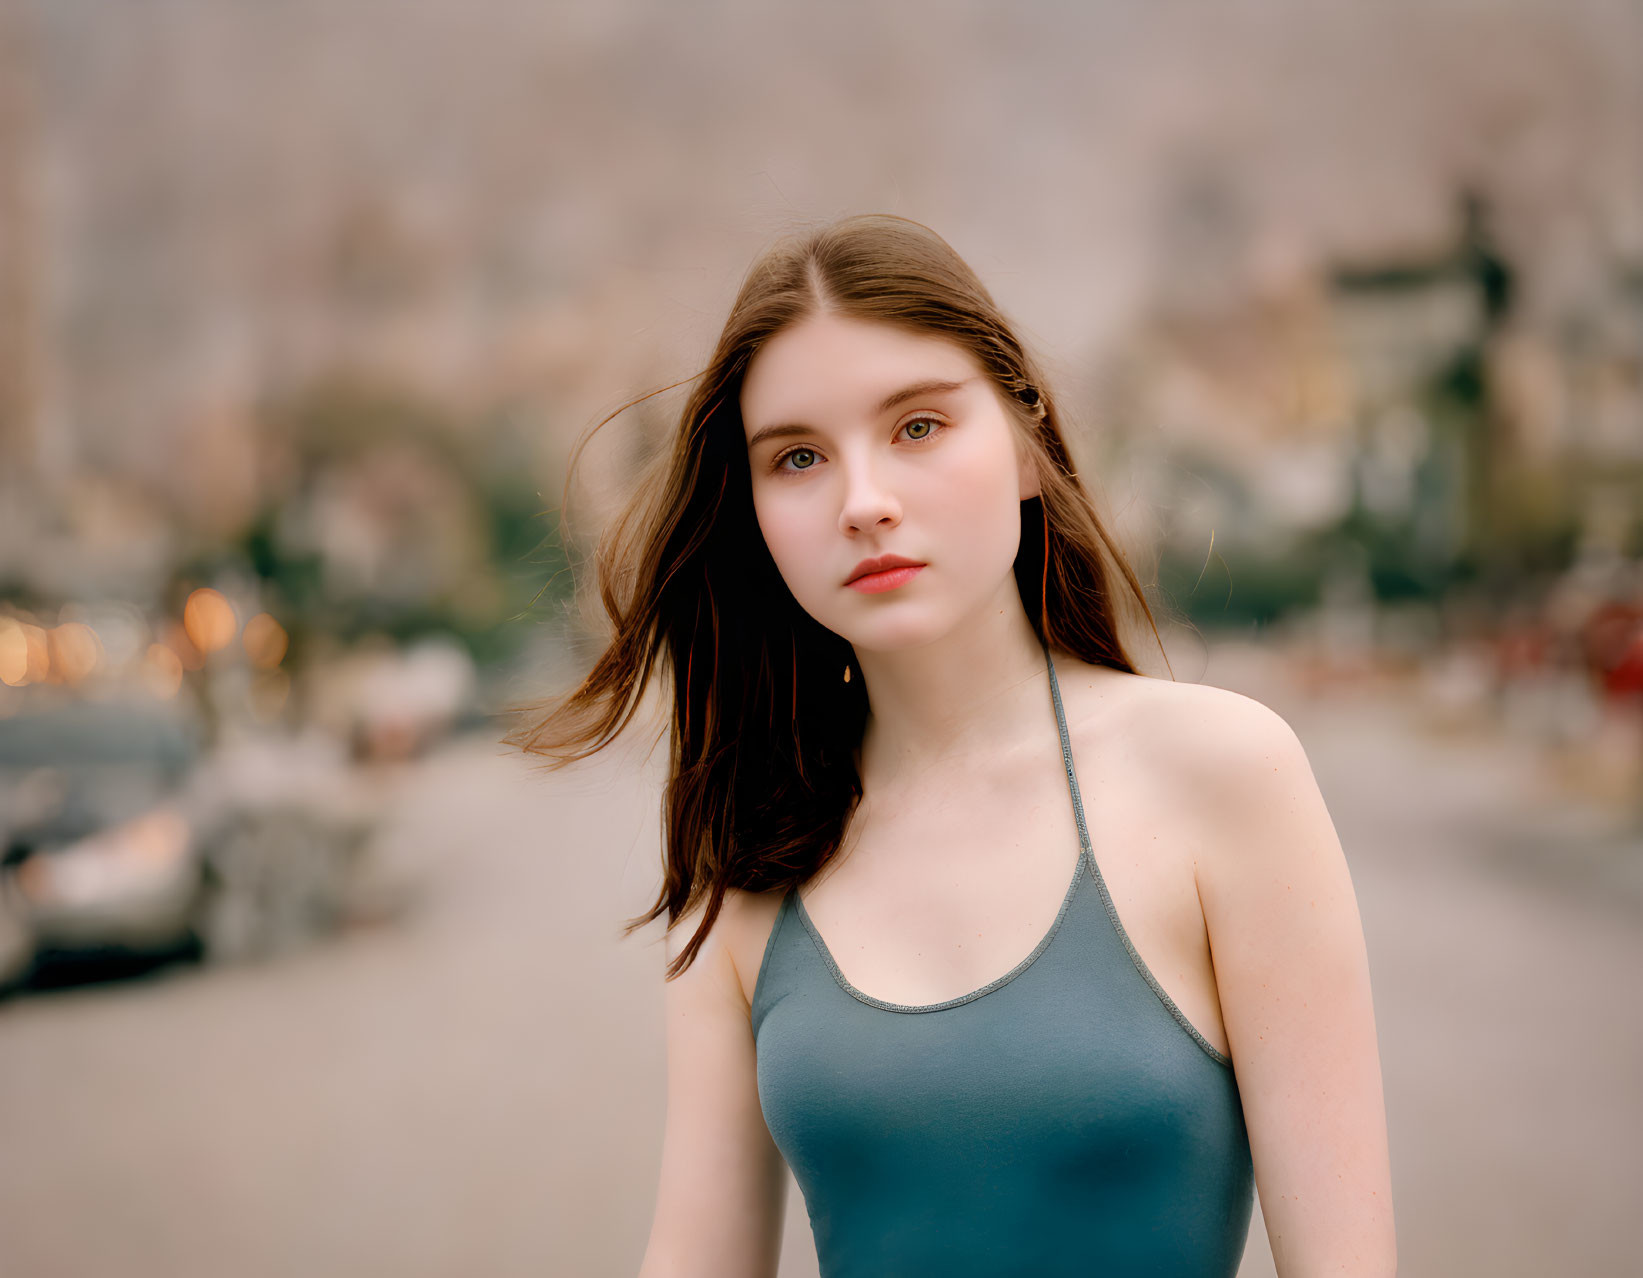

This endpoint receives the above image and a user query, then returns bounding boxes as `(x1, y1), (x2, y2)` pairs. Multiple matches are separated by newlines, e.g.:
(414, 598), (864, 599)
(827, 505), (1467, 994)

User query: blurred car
(0, 697), (382, 995)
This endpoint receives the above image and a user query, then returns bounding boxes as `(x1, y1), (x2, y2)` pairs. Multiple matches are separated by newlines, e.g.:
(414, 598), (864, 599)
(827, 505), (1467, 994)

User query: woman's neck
(851, 590), (1048, 792)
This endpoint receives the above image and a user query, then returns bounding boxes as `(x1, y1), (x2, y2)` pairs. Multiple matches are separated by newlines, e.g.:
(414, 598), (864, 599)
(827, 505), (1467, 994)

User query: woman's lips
(846, 564), (925, 594)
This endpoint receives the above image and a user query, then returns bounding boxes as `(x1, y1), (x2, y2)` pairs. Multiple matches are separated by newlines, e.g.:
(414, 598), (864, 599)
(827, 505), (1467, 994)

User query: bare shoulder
(1134, 676), (1310, 810)
(1053, 651), (1304, 787)
(669, 884), (787, 1016)
(1078, 666), (1338, 921)
(1051, 653), (1317, 882)
(1140, 677), (1299, 775)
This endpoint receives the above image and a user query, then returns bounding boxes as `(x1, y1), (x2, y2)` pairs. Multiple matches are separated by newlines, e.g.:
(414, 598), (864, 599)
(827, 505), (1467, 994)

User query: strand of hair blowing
(499, 214), (1174, 981)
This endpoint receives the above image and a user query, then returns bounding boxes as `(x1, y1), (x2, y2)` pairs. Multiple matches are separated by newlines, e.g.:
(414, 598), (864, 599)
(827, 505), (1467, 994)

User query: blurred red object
(1605, 631), (1643, 700)
(1581, 600), (1643, 702)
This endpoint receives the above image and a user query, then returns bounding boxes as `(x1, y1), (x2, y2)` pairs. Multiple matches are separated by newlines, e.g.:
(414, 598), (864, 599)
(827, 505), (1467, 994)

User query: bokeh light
(181, 588), (238, 656)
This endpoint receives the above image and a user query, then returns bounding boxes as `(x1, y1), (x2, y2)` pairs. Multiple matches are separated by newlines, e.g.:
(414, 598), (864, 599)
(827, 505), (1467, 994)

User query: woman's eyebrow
(746, 377), (974, 452)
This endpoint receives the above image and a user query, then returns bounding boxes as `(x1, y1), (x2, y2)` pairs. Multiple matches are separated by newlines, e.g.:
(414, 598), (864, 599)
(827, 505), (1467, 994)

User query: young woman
(506, 214), (1396, 1277)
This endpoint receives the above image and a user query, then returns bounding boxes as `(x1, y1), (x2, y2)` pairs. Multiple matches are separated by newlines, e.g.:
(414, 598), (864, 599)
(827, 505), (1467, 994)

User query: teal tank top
(750, 639), (1256, 1276)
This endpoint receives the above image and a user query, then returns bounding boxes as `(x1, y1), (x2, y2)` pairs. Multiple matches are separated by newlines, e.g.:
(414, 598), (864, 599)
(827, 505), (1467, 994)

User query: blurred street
(2, 641), (1638, 1278)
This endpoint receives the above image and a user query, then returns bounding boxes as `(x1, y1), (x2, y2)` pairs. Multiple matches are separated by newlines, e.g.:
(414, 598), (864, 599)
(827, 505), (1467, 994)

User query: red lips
(846, 553), (925, 585)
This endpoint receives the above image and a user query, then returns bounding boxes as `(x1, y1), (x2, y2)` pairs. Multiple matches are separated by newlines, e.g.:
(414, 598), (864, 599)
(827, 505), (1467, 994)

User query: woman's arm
(1185, 689), (1398, 1277)
(637, 891), (787, 1278)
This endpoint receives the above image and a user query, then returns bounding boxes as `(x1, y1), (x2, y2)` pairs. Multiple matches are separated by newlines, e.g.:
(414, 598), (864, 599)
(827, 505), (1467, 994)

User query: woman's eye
(770, 417), (944, 475)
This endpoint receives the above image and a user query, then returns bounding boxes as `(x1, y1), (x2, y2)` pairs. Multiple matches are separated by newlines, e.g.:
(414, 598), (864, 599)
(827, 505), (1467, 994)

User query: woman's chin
(826, 612), (956, 654)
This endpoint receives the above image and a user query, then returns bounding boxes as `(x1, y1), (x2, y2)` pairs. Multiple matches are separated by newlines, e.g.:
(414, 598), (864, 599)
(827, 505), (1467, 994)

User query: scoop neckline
(790, 838), (1094, 1015)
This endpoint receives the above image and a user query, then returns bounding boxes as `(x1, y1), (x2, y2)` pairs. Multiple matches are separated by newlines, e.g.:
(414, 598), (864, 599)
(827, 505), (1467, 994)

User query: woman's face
(739, 311), (1040, 652)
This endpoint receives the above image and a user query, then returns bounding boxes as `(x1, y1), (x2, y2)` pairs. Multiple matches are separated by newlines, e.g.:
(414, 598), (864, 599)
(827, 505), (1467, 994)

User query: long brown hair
(500, 213), (1171, 978)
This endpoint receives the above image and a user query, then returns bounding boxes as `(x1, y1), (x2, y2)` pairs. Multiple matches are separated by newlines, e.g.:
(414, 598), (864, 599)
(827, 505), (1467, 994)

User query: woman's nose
(836, 454), (902, 534)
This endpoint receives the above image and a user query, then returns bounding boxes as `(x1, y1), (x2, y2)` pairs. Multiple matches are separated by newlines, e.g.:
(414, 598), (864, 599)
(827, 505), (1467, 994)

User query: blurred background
(1, 0), (1639, 1274)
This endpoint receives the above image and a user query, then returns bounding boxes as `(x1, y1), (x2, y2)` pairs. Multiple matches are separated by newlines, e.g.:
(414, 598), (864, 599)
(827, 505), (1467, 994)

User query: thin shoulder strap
(1043, 636), (1093, 853)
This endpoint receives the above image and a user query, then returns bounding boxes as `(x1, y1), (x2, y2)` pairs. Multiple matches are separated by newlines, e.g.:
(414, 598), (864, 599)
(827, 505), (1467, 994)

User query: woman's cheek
(930, 462), (1022, 584)
(761, 511), (823, 601)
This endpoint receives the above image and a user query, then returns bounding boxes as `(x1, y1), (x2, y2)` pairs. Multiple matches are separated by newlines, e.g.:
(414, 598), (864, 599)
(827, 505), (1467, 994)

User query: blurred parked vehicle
(0, 697), (383, 995)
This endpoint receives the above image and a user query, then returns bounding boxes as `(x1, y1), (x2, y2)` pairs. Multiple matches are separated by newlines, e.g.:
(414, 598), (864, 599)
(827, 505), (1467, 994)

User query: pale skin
(638, 312), (1397, 1277)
